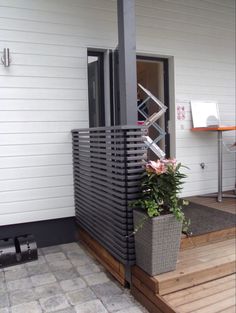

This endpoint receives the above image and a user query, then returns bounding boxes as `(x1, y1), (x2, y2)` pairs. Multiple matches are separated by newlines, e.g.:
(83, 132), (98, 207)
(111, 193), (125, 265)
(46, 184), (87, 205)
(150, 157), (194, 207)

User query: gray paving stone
(83, 272), (110, 286)
(102, 294), (134, 312)
(53, 268), (79, 281)
(0, 281), (6, 293)
(60, 243), (82, 252)
(35, 282), (63, 299)
(70, 255), (94, 267)
(42, 245), (63, 255)
(38, 248), (43, 256)
(90, 281), (123, 298)
(0, 308), (10, 313)
(66, 250), (87, 261)
(45, 252), (67, 263)
(0, 272), (4, 281)
(48, 260), (73, 272)
(54, 309), (75, 313)
(76, 263), (101, 276)
(35, 255), (47, 264)
(54, 308), (75, 313)
(74, 299), (108, 313)
(0, 243), (147, 313)
(60, 278), (87, 292)
(4, 264), (25, 272)
(27, 262), (50, 276)
(66, 288), (96, 306)
(31, 273), (56, 287)
(9, 288), (37, 306)
(115, 306), (146, 313)
(25, 256), (46, 267)
(11, 301), (42, 313)
(39, 294), (70, 312)
(4, 268), (28, 282)
(0, 293), (9, 308)
(7, 277), (32, 291)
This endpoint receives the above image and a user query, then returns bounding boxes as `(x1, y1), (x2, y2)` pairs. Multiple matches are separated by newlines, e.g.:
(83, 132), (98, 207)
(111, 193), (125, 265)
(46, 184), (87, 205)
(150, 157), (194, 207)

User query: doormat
(183, 202), (236, 236)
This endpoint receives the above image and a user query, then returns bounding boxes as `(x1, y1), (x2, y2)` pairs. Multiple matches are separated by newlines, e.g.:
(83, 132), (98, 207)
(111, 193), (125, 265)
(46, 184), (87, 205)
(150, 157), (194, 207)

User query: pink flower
(146, 159), (178, 175)
(146, 160), (167, 175)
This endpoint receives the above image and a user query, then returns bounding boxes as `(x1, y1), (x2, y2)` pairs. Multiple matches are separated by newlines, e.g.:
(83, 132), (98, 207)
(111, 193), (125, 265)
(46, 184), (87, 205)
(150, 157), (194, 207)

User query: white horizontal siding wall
(0, 0), (235, 225)
(0, 0), (118, 226)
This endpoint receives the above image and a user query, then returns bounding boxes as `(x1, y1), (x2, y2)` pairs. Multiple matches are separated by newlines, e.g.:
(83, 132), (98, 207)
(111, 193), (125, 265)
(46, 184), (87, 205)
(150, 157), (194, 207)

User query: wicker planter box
(133, 209), (182, 276)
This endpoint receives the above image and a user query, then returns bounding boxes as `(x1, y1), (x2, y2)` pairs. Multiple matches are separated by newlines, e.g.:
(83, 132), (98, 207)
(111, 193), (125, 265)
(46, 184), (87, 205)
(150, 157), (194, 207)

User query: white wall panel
(0, 165), (73, 180)
(0, 122), (87, 134)
(0, 175), (73, 192)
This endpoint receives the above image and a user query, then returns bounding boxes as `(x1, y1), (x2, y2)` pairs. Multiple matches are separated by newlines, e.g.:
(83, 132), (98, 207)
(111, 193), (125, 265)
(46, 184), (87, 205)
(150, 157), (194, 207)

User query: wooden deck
(131, 237), (236, 313)
(164, 274), (236, 313)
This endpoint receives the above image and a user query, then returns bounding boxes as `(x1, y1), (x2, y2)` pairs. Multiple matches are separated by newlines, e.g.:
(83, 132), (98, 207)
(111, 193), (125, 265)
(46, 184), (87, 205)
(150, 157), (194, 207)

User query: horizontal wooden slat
(181, 227), (236, 250)
(163, 275), (236, 313)
(132, 276), (176, 313)
(157, 255), (235, 295)
(165, 276), (235, 307)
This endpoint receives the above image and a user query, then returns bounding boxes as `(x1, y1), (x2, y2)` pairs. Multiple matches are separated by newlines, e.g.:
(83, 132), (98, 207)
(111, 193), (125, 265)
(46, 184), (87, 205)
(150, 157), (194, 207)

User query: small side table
(191, 126), (236, 202)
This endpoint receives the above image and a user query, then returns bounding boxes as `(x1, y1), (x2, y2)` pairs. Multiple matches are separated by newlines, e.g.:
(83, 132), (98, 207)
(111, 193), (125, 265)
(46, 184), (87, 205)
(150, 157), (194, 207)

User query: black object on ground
(0, 234), (38, 268)
(0, 238), (17, 267)
(183, 202), (236, 236)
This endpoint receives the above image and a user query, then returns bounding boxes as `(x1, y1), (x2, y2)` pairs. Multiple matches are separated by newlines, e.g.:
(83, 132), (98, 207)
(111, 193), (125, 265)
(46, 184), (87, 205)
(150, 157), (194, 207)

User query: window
(87, 51), (105, 127)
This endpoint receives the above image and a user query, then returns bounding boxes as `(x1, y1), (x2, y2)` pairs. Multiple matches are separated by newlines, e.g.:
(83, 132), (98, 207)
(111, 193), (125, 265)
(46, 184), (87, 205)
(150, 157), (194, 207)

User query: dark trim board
(0, 217), (76, 248)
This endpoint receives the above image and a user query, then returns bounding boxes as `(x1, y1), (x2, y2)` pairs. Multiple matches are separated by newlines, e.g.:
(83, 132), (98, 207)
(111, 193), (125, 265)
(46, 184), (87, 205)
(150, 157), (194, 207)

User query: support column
(117, 0), (137, 125)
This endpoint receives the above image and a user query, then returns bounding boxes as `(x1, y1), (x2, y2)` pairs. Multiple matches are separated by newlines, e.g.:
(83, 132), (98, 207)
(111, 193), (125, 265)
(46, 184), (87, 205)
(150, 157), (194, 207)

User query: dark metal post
(217, 131), (223, 202)
(117, 0), (137, 125)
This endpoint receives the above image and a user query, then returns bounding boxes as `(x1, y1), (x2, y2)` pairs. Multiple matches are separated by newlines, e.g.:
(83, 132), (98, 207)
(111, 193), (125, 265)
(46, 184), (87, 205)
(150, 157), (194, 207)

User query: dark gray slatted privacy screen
(72, 126), (146, 265)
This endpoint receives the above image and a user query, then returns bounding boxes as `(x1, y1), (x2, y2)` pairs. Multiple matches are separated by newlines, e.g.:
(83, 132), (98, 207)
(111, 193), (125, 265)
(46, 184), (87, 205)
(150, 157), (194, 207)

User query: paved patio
(0, 242), (147, 313)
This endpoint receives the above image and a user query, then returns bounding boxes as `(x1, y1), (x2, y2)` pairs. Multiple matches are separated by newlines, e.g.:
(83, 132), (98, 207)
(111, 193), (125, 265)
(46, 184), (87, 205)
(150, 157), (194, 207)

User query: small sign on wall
(191, 101), (220, 128)
(177, 105), (185, 120)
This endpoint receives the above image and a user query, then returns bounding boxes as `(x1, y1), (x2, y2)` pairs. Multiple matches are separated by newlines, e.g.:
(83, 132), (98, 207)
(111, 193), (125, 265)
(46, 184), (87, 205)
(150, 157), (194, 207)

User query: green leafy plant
(130, 159), (189, 226)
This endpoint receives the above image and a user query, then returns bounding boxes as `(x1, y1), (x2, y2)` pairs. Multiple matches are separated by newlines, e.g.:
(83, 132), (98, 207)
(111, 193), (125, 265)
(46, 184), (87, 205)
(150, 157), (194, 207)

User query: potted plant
(131, 159), (188, 276)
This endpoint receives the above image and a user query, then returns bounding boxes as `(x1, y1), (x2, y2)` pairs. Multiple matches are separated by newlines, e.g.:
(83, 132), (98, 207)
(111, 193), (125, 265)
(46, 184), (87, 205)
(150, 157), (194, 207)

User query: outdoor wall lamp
(1, 48), (11, 67)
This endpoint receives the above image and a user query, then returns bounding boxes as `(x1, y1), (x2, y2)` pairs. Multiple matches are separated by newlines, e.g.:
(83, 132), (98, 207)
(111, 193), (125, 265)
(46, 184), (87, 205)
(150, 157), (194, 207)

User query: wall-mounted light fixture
(1, 48), (11, 67)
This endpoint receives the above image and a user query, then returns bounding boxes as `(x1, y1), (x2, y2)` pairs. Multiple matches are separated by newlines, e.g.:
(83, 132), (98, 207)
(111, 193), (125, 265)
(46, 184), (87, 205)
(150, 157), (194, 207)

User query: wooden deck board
(164, 275), (236, 313)
(158, 256), (235, 295)
(154, 238), (236, 294)
(191, 296), (235, 313)
(132, 276), (176, 313)
(164, 275), (235, 302)
(176, 287), (235, 312)
(177, 238), (235, 267)
(181, 227), (236, 250)
(222, 306), (236, 313)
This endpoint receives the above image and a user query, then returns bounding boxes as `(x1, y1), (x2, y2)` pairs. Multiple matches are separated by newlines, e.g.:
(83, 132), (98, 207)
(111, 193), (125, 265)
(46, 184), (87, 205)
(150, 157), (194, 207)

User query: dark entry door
(137, 56), (170, 157)
(87, 51), (105, 127)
